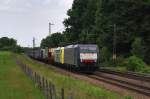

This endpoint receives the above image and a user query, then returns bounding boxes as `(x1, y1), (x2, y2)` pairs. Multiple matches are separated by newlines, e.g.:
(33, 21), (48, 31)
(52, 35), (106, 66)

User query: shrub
(125, 96), (133, 99)
(125, 56), (147, 72)
(141, 66), (150, 73)
(131, 37), (145, 60)
(100, 47), (111, 63)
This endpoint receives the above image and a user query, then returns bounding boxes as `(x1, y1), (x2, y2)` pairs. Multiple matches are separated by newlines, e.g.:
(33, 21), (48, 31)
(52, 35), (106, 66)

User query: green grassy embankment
(17, 54), (131, 99)
(0, 52), (45, 99)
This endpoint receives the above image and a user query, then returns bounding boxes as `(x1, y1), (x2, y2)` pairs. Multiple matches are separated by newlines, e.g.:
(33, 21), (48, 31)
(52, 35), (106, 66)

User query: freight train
(28, 44), (99, 72)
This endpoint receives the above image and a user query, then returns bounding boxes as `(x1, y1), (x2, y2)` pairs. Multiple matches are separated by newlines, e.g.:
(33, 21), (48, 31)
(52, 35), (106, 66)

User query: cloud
(0, 0), (30, 13)
(0, 0), (73, 12)
(0, 0), (73, 47)
(59, 0), (73, 7)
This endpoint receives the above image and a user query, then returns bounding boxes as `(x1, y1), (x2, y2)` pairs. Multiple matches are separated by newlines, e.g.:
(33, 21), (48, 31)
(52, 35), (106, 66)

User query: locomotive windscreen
(80, 47), (97, 53)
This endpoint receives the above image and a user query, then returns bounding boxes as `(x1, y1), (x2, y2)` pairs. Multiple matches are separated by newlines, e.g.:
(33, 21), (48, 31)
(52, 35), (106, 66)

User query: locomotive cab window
(80, 47), (97, 53)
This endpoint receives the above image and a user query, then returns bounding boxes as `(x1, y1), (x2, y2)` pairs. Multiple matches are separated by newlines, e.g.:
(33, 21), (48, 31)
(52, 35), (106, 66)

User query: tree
(0, 37), (17, 48)
(41, 33), (64, 48)
(63, 0), (89, 42)
(39, 0), (150, 65)
(100, 46), (111, 63)
(0, 37), (23, 53)
(131, 37), (145, 60)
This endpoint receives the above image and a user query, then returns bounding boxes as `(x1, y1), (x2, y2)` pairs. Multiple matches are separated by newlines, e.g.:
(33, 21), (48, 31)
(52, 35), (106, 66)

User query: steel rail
(90, 70), (150, 97)
(98, 68), (150, 82)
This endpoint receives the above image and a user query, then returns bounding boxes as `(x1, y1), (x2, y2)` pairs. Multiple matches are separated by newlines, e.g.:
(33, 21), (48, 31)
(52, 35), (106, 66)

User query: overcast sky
(0, 0), (73, 47)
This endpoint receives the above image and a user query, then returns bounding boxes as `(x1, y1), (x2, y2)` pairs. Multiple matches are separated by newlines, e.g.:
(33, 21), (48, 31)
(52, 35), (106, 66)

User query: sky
(0, 0), (73, 47)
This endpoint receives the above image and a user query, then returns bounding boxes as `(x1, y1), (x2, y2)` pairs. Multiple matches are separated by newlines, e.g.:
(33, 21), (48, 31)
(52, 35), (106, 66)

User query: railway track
(88, 69), (150, 97)
(99, 68), (150, 82)
(27, 57), (150, 97)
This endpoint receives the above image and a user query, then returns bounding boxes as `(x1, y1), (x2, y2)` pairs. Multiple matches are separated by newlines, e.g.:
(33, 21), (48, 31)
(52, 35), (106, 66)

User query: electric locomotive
(63, 44), (99, 71)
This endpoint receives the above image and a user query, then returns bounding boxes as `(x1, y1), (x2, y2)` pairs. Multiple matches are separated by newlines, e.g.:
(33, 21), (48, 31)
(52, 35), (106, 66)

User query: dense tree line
(41, 0), (150, 65)
(41, 33), (64, 48)
(0, 37), (23, 53)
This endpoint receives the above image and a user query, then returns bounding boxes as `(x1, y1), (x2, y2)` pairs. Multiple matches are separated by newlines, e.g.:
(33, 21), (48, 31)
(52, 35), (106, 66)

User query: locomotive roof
(65, 44), (98, 48)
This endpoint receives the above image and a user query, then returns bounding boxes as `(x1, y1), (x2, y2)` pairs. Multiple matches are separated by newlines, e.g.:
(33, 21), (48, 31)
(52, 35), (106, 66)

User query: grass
(100, 56), (150, 74)
(0, 51), (45, 99)
(105, 66), (127, 72)
(17, 54), (131, 99)
(111, 66), (150, 74)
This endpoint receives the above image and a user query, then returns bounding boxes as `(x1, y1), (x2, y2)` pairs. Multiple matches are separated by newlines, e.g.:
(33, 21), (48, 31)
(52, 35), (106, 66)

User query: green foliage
(0, 37), (16, 46)
(63, 0), (88, 42)
(63, 0), (97, 42)
(125, 96), (133, 99)
(141, 66), (150, 73)
(125, 56), (147, 72)
(41, 33), (64, 48)
(63, 0), (150, 63)
(12, 45), (24, 53)
(109, 56), (150, 73)
(0, 37), (16, 49)
(131, 37), (145, 59)
(0, 37), (23, 53)
(100, 47), (111, 63)
(114, 56), (126, 67)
